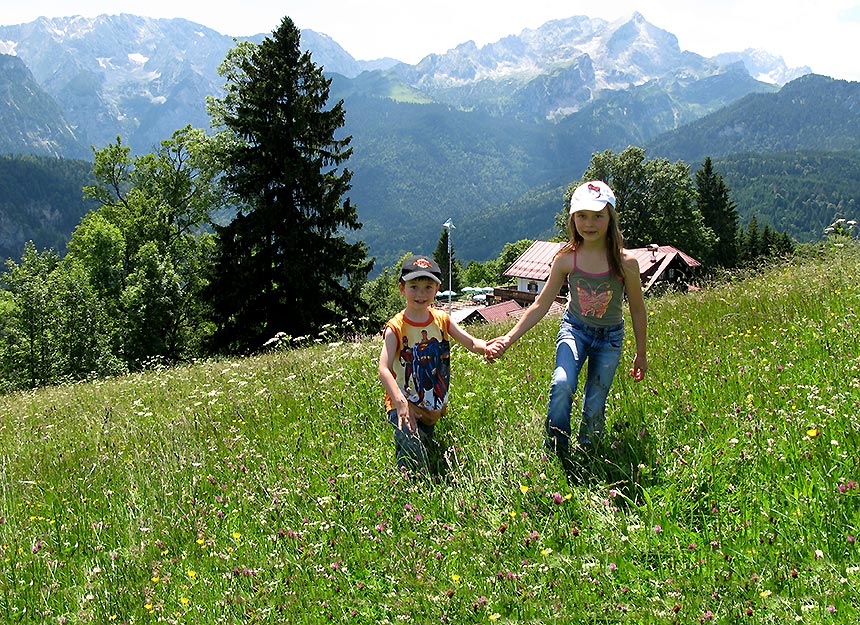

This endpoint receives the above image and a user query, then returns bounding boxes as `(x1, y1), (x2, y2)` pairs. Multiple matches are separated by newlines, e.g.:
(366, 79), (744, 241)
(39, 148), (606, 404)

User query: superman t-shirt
(382, 308), (451, 422)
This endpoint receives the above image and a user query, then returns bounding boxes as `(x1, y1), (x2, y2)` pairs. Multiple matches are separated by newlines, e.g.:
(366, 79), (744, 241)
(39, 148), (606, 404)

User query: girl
(486, 180), (647, 460)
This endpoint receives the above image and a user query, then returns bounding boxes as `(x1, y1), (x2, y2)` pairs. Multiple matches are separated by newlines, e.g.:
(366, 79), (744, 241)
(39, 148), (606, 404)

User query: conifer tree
(695, 157), (739, 268)
(433, 228), (461, 294)
(205, 17), (372, 352)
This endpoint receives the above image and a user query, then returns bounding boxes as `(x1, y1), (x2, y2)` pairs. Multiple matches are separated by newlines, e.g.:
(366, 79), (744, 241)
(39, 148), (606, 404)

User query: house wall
(516, 277), (548, 294)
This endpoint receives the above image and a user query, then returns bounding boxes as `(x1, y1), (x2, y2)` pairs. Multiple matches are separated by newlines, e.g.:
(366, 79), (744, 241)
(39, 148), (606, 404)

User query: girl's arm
(488, 251), (573, 358)
(378, 328), (416, 432)
(621, 252), (648, 381)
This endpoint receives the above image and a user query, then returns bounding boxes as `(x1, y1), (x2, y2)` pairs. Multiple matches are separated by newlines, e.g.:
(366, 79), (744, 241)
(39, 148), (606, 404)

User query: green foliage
(715, 150), (860, 242)
(205, 18), (372, 352)
(648, 75), (860, 164)
(576, 147), (717, 260)
(0, 243), (123, 390)
(433, 226), (462, 293)
(69, 127), (220, 366)
(696, 157), (739, 267)
(1, 244), (858, 622)
(462, 259), (498, 288)
(0, 155), (97, 262)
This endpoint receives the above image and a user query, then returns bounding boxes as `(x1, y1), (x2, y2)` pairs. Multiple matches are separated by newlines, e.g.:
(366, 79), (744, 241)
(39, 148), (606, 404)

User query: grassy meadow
(0, 243), (858, 624)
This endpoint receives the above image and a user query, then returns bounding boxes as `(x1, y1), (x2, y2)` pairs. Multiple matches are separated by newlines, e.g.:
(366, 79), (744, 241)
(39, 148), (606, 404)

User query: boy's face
(399, 277), (440, 310)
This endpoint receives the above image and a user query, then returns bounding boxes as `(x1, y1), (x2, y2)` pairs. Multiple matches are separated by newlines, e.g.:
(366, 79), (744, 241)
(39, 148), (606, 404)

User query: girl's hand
(629, 353), (648, 381)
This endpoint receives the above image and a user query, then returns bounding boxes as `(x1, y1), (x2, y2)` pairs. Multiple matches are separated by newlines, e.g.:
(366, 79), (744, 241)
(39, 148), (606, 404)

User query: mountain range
(1, 11), (853, 272)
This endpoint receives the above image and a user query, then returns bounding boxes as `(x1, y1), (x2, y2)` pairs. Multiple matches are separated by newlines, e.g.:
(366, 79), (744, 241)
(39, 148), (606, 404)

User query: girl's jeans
(387, 409), (435, 473)
(545, 312), (624, 455)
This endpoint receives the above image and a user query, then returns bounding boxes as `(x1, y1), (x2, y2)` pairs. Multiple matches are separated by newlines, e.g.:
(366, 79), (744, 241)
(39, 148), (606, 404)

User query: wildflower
(187, 570), (198, 580)
(828, 605), (836, 614)
(520, 485), (530, 494)
(760, 590), (772, 598)
(451, 574), (461, 584)
(807, 428), (819, 438)
(540, 548), (552, 556)
(232, 532), (242, 542)
(653, 525), (663, 534)
(489, 614), (501, 622)
(552, 493), (564, 504)
(179, 597), (189, 606)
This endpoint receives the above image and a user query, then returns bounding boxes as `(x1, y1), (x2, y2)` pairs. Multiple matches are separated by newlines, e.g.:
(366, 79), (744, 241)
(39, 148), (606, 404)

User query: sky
(3, 1), (859, 81)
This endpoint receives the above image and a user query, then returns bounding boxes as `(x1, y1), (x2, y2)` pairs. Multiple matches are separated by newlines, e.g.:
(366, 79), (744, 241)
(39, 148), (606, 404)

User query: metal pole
(443, 218), (455, 314)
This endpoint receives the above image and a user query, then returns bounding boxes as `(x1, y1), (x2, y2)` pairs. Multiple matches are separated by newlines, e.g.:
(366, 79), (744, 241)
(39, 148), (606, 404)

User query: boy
(378, 255), (487, 474)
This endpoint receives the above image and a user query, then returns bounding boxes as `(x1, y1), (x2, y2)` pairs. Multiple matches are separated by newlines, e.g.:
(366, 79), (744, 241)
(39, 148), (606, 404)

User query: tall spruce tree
(695, 157), (739, 268)
(206, 18), (372, 352)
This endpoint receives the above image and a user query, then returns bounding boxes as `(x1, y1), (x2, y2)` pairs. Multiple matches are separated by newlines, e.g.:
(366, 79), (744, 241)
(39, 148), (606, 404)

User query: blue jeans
(387, 409), (435, 473)
(545, 312), (624, 454)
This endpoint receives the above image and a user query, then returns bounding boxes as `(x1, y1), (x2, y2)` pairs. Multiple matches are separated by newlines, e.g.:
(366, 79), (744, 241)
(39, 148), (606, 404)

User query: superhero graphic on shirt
(413, 330), (450, 409)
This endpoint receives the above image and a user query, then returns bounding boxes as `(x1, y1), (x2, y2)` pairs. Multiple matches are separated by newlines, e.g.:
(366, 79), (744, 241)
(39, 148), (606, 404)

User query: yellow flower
(760, 590), (772, 598)
(180, 597), (190, 606)
(519, 485), (529, 494)
(144, 603), (154, 612)
(232, 532), (242, 542)
(451, 574), (461, 584)
(489, 613), (501, 621)
(807, 428), (819, 438)
(541, 548), (553, 556)
(151, 576), (160, 583)
(187, 570), (197, 580)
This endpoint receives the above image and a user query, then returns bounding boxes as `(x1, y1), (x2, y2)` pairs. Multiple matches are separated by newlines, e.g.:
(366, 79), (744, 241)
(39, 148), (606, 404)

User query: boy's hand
(398, 407), (417, 433)
(395, 397), (416, 432)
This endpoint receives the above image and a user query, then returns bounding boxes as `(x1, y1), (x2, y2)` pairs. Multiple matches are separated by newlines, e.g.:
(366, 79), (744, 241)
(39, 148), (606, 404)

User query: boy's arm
(447, 319), (487, 355)
(378, 328), (417, 432)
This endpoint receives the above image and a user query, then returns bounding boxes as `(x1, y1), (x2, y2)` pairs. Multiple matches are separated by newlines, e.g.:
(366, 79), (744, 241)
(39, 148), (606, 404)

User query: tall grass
(0, 243), (857, 624)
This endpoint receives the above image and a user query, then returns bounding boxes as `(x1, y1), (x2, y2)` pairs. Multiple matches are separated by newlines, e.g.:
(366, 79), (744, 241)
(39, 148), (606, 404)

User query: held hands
(485, 336), (511, 362)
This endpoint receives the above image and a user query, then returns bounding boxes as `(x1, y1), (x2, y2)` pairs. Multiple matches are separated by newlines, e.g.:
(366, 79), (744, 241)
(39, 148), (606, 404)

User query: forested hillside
(715, 151), (860, 242)
(647, 75), (860, 163)
(0, 155), (96, 261)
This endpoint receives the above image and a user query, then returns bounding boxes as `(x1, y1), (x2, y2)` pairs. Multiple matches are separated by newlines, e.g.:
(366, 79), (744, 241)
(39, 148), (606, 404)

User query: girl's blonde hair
(557, 202), (625, 279)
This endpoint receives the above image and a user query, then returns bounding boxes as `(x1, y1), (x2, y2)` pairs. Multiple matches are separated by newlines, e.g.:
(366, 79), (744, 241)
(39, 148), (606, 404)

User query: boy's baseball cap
(569, 180), (616, 213)
(400, 255), (442, 284)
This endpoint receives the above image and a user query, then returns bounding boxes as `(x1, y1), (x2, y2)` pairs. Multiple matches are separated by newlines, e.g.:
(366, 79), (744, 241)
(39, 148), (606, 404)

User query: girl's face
(399, 278), (440, 311)
(572, 206), (610, 242)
